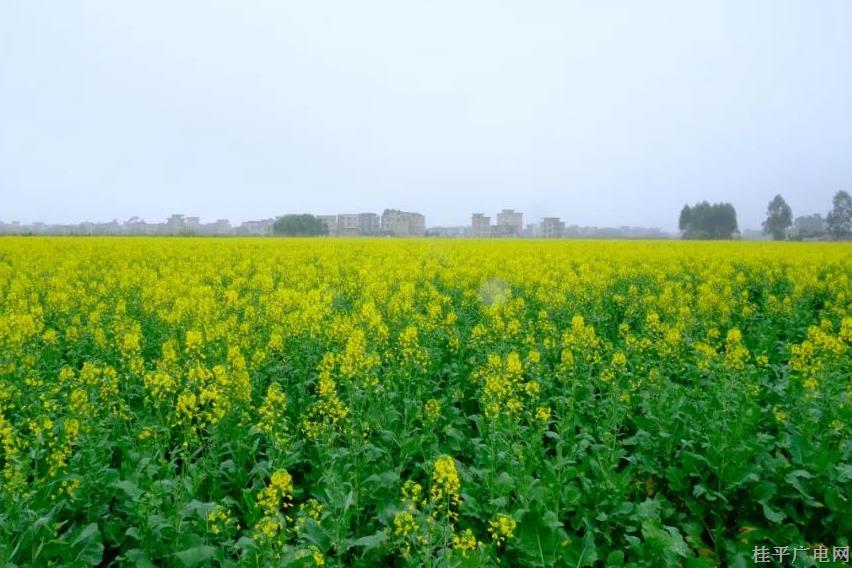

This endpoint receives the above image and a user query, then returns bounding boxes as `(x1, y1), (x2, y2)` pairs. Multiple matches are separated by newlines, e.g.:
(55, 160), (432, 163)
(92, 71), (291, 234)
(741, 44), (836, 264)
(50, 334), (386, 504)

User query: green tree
(762, 194), (792, 240)
(678, 201), (738, 239)
(272, 214), (329, 236)
(826, 190), (852, 240)
(791, 214), (826, 240)
(678, 205), (691, 233)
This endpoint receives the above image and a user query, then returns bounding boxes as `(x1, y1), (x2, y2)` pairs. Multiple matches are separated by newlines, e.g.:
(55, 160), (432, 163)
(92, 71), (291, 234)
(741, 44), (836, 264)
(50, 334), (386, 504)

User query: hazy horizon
(2, 1), (851, 231)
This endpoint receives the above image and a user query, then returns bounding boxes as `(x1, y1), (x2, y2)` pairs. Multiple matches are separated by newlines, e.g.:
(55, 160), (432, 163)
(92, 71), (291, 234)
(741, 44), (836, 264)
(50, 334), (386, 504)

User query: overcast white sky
(1, 1), (851, 231)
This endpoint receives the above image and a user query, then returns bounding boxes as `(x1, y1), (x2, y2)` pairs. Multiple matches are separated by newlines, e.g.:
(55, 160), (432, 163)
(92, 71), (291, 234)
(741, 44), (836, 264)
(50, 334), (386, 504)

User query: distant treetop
(762, 194), (793, 240)
(826, 190), (852, 240)
(272, 214), (328, 237)
(678, 201), (738, 240)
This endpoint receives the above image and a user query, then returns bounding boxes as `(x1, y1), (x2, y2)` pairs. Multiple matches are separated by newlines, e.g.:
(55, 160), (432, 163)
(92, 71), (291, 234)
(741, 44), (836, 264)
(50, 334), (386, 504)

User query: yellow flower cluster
(488, 513), (517, 545)
(393, 511), (418, 538)
(295, 498), (324, 534)
(207, 506), (236, 535)
(452, 528), (479, 557)
(424, 398), (441, 422)
(301, 353), (350, 440)
(168, 347), (253, 436)
(0, 412), (24, 492)
(254, 468), (295, 545)
(256, 382), (288, 446)
(559, 315), (603, 375)
(393, 466), (477, 559)
(790, 320), (849, 384)
(399, 325), (428, 370)
(257, 469), (294, 514)
(724, 328), (750, 370)
(474, 351), (543, 419)
(337, 329), (381, 385)
(430, 455), (461, 511)
(402, 480), (424, 510)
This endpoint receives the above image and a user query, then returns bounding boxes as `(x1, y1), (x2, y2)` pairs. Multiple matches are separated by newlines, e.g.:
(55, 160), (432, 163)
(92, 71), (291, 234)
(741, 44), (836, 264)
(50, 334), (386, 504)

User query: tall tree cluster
(792, 214), (826, 240)
(679, 190), (851, 241)
(826, 190), (852, 240)
(762, 195), (793, 240)
(678, 202), (738, 239)
(769, 190), (851, 241)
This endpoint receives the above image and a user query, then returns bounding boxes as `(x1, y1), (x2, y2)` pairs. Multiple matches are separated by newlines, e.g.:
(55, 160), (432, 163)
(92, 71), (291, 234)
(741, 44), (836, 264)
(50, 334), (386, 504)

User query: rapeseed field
(0, 237), (849, 566)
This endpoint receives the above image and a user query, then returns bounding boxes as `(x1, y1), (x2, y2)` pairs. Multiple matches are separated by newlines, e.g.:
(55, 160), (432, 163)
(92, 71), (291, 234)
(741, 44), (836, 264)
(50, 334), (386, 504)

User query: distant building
(495, 209), (523, 237)
(96, 220), (122, 235)
(164, 214), (202, 234)
(427, 226), (468, 237)
(541, 217), (565, 238)
(382, 209), (425, 237)
(201, 219), (231, 236)
(561, 224), (670, 239)
(166, 214), (185, 234)
(184, 217), (201, 232)
(337, 214), (360, 236)
(316, 215), (338, 236)
(471, 213), (491, 238)
(523, 223), (540, 238)
(0, 209), (673, 239)
(237, 218), (274, 236)
(358, 213), (381, 235)
(337, 213), (380, 236)
(214, 219), (231, 235)
(125, 216), (148, 234)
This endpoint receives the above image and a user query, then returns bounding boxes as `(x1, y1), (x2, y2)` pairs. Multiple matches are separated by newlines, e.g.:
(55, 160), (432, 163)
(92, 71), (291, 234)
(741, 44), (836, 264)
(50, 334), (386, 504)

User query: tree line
(761, 190), (851, 241)
(678, 190), (851, 240)
(678, 202), (738, 240)
(272, 214), (329, 236)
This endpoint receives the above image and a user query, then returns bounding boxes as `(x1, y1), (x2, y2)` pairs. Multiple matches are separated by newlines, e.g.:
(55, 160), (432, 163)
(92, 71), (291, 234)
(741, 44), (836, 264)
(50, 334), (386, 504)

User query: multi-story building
(357, 213), (381, 235)
(98, 220), (122, 235)
(316, 215), (338, 236)
(166, 214), (185, 234)
(541, 217), (565, 238)
(124, 217), (148, 234)
(495, 209), (523, 236)
(215, 219), (232, 235)
(337, 213), (380, 236)
(382, 209), (425, 237)
(471, 213), (491, 238)
(337, 214), (360, 236)
(164, 214), (202, 234)
(0, 221), (19, 235)
(201, 219), (231, 236)
(184, 217), (201, 232)
(237, 219), (274, 236)
(427, 226), (468, 237)
(523, 223), (540, 238)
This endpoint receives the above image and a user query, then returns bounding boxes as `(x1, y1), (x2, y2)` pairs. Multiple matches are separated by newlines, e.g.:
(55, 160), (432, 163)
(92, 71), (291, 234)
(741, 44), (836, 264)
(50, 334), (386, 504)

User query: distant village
(0, 208), (672, 239)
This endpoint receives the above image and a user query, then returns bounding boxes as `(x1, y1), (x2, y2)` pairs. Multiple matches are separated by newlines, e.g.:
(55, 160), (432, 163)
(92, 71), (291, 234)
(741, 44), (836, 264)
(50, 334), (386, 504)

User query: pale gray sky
(1, 1), (851, 231)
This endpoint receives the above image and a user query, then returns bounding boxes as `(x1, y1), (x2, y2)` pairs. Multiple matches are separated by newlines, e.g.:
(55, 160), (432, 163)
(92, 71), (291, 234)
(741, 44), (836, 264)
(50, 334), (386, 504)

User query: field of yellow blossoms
(0, 237), (849, 567)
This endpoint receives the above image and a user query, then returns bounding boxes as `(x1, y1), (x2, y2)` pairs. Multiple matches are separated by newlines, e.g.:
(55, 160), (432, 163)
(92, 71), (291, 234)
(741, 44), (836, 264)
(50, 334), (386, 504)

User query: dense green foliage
(763, 195), (793, 241)
(827, 191), (852, 241)
(679, 202), (738, 240)
(273, 215), (329, 236)
(792, 214), (827, 241)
